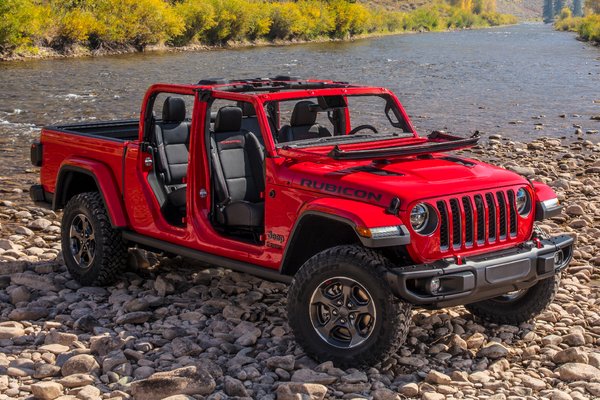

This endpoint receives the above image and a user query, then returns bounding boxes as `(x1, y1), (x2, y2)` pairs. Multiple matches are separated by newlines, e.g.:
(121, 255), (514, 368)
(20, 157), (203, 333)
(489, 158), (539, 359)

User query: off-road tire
(61, 192), (127, 286)
(465, 274), (560, 325)
(287, 245), (412, 368)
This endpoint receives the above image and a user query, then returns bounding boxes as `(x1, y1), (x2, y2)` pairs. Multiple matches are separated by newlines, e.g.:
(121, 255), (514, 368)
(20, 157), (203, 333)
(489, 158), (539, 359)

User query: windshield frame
(255, 87), (418, 151)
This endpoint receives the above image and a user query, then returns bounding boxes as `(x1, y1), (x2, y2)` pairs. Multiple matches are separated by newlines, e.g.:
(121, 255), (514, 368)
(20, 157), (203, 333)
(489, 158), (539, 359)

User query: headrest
(237, 102), (256, 117)
(291, 101), (318, 126)
(215, 106), (242, 132)
(162, 96), (186, 122)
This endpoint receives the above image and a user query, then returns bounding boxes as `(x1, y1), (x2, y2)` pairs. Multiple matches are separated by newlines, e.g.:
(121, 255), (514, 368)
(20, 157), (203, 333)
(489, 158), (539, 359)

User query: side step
(122, 231), (292, 284)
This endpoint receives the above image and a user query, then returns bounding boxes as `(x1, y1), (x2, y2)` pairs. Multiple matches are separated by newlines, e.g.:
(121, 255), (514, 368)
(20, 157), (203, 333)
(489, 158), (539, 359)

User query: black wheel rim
(69, 214), (96, 269)
(309, 276), (376, 349)
(490, 289), (528, 303)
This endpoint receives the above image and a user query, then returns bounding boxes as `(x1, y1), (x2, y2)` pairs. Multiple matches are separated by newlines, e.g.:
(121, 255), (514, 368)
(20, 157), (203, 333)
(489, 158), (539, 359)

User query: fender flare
(54, 158), (128, 228)
(286, 197), (410, 250)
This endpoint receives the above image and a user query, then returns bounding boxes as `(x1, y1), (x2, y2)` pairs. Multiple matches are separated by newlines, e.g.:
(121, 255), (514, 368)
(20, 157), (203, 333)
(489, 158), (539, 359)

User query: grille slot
(508, 190), (517, 236)
(449, 199), (461, 248)
(474, 195), (485, 244)
(485, 193), (497, 242)
(437, 201), (449, 250)
(497, 192), (507, 239)
(462, 197), (474, 246)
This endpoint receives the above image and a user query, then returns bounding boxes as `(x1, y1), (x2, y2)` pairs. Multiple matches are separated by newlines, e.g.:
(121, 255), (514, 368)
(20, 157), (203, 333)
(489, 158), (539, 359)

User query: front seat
(154, 96), (190, 212)
(238, 102), (262, 144)
(278, 100), (332, 142)
(211, 106), (265, 228)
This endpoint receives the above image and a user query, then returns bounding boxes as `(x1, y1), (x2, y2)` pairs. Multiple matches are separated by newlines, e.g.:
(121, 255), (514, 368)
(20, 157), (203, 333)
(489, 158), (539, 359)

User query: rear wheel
(61, 192), (127, 286)
(465, 274), (560, 325)
(287, 245), (412, 368)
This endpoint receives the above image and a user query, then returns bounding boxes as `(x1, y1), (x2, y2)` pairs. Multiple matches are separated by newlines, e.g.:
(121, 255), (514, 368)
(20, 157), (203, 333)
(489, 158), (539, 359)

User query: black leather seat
(238, 102), (262, 143)
(211, 106), (265, 228)
(154, 97), (190, 211)
(278, 100), (332, 142)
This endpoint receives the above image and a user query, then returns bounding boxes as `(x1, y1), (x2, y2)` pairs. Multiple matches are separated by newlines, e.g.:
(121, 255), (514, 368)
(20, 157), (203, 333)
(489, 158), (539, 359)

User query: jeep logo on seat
(300, 178), (382, 202)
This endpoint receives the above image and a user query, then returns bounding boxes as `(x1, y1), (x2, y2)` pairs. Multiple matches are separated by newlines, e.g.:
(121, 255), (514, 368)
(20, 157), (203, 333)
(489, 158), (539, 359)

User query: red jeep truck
(30, 77), (573, 367)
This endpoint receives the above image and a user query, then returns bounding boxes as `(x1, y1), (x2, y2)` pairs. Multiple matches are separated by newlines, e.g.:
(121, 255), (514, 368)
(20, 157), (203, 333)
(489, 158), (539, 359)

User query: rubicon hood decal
(300, 178), (383, 202)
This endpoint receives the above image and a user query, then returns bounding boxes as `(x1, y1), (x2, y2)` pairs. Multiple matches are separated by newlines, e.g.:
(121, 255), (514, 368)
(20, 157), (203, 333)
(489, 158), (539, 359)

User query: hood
(288, 155), (529, 210)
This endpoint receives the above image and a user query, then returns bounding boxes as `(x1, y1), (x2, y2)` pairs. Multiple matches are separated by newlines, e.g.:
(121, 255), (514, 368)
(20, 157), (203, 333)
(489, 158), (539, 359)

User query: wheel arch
(280, 212), (361, 277)
(54, 161), (128, 228)
(280, 198), (410, 277)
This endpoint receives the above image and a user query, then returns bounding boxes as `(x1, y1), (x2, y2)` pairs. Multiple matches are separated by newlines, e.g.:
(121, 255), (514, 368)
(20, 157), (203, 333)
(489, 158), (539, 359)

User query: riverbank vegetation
(0, 0), (517, 60)
(554, 0), (600, 44)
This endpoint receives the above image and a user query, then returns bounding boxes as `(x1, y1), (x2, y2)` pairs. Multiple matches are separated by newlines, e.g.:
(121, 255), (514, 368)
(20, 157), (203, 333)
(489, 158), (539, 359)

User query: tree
(586, 0), (600, 14)
(554, 0), (564, 16)
(543, 0), (554, 22)
(573, 0), (583, 16)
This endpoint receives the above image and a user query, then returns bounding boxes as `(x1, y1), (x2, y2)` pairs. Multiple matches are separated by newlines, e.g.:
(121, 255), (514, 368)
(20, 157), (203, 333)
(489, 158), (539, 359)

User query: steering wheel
(348, 124), (378, 135)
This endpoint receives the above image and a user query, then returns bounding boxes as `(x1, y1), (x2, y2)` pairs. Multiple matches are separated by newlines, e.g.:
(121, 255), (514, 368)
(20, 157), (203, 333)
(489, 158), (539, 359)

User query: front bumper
(386, 234), (574, 308)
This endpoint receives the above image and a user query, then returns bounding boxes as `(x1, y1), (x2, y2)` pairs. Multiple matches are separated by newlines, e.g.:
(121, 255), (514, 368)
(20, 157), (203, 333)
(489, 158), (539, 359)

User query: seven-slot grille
(436, 189), (519, 251)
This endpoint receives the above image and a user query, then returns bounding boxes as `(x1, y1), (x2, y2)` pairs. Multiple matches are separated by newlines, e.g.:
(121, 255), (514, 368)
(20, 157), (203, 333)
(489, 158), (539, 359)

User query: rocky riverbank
(0, 136), (599, 400)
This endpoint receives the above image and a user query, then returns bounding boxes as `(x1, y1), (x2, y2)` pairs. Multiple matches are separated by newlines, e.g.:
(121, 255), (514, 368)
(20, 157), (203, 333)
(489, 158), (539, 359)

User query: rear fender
(55, 158), (128, 228)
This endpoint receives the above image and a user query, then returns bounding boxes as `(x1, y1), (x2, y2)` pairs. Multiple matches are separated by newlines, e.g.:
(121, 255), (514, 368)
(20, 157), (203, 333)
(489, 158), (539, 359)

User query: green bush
(554, 12), (600, 43)
(269, 2), (306, 40)
(578, 14), (600, 42)
(172, 0), (217, 45)
(59, 9), (102, 43)
(405, 7), (442, 31)
(0, 0), (49, 50)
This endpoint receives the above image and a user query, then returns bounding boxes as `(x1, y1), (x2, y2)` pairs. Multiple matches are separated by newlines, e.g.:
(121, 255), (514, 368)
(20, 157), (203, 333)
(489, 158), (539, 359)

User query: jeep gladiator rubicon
(30, 77), (573, 367)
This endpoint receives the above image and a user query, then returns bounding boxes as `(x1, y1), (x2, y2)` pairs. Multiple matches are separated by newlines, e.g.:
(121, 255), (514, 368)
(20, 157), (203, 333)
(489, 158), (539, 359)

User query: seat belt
(209, 136), (231, 208)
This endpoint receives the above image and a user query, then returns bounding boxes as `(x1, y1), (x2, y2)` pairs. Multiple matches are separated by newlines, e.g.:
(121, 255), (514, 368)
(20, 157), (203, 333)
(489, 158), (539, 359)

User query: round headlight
(410, 203), (429, 232)
(516, 188), (531, 215)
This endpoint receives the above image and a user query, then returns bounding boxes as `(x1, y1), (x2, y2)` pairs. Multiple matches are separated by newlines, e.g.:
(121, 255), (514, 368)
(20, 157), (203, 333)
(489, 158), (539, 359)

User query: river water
(0, 23), (598, 170)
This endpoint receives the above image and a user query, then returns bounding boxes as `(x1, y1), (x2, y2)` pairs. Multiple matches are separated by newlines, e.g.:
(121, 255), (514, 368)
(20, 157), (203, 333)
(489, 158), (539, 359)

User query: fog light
(554, 251), (563, 267)
(426, 277), (441, 294)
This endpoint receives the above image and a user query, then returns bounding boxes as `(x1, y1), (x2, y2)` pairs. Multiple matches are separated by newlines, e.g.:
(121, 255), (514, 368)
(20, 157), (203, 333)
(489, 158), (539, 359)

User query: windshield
(264, 94), (413, 148)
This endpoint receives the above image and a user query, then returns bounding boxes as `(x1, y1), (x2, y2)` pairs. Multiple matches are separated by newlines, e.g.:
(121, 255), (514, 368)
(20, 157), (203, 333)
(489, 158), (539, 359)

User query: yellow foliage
(0, 0), (521, 55)
(60, 9), (102, 42)
(555, 11), (600, 44)
(94, 0), (184, 46)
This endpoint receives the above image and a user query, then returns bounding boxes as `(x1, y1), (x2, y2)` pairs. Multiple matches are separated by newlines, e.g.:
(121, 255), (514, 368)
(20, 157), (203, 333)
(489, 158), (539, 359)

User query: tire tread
(287, 245), (412, 367)
(61, 192), (127, 286)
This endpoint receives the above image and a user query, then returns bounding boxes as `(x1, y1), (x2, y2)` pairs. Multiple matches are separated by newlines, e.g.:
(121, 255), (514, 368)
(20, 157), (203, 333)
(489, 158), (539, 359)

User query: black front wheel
(287, 245), (412, 368)
(61, 192), (127, 286)
(465, 274), (560, 325)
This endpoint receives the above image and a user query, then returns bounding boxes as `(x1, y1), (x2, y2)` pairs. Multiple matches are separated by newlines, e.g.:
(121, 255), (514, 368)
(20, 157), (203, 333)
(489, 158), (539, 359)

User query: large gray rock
(61, 354), (100, 376)
(477, 343), (509, 359)
(45, 331), (78, 346)
(291, 369), (338, 385)
(223, 376), (248, 397)
(0, 322), (25, 339)
(30, 381), (63, 400)
(102, 350), (128, 374)
(266, 355), (295, 371)
(28, 218), (53, 230)
(9, 306), (50, 321)
(130, 366), (215, 400)
(115, 311), (152, 325)
(556, 363), (600, 382)
(11, 273), (58, 291)
(58, 373), (95, 388)
(276, 382), (327, 400)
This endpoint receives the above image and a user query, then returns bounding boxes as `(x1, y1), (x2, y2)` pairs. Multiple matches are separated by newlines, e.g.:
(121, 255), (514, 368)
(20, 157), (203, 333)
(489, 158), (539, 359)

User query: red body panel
(37, 79), (559, 271)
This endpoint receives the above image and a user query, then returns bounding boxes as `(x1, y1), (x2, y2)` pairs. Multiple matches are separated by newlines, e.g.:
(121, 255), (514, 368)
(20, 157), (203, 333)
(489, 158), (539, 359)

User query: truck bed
(37, 120), (138, 204)
(47, 119), (140, 141)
